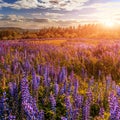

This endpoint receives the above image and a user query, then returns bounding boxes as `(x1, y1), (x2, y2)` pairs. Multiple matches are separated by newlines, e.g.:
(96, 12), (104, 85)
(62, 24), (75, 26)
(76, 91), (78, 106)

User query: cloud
(31, 12), (64, 19)
(0, 1), (11, 8)
(54, 19), (80, 27)
(31, 13), (42, 16)
(0, 14), (50, 23)
(0, 0), (41, 9)
(49, 0), (59, 4)
(84, 0), (108, 6)
(44, 12), (64, 18)
(0, 14), (25, 22)
(0, 0), (89, 11)
(1, 0), (120, 28)
(32, 18), (49, 23)
(12, 0), (41, 9)
(0, 14), (3, 19)
(0, 16), (81, 29)
(49, 0), (89, 11)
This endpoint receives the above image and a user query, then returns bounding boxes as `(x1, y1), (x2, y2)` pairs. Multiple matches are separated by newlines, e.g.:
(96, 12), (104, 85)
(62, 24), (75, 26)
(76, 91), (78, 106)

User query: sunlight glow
(101, 19), (115, 28)
(104, 21), (114, 27)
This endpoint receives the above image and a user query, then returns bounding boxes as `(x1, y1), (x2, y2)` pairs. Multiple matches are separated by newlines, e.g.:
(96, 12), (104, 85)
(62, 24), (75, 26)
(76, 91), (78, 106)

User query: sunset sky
(0, 0), (120, 29)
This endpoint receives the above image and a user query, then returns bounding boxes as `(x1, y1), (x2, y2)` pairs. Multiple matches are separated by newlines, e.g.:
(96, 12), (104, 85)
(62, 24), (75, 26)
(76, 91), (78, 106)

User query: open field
(1, 0), (120, 119)
(0, 39), (120, 120)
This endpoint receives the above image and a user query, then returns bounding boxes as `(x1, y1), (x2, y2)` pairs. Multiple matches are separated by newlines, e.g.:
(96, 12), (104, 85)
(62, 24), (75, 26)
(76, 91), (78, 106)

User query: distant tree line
(0, 24), (120, 40)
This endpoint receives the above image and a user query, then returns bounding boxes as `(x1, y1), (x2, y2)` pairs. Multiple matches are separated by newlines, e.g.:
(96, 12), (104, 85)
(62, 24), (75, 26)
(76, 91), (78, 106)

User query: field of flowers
(0, 39), (120, 120)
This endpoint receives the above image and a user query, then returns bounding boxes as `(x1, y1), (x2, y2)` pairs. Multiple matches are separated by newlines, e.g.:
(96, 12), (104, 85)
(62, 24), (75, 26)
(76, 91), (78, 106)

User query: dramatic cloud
(0, 13), (81, 29)
(0, 0), (89, 10)
(11, 0), (41, 9)
(0, 0), (120, 28)
(0, 18), (80, 29)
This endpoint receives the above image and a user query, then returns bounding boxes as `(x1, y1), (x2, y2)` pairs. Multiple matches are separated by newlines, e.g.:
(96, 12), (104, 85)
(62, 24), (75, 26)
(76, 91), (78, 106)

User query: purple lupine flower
(65, 96), (73, 119)
(86, 89), (93, 103)
(36, 75), (40, 85)
(37, 65), (43, 76)
(74, 95), (83, 108)
(39, 110), (44, 120)
(21, 77), (41, 119)
(50, 94), (56, 112)
(0, 98), (4, 117)
(43, 67), (49, 87)
(22, 101), (35, 119)
(47, 77), (51, 87)
(82, 99), (90, 120)
(73, 108), (79, 120)
(21, 78), (30, 101)
(69, 70), (74, 81)
(12, 60), (19, 74)
(32, 69), (40, 90)
(116, 85), (120, 96)
(67, 82), (71, 95)
(60, 85), (65, 95)
(8, 82), (17, 97)
(59, 67), (67, 83)
(0, 92), (9, 120)
(54, 83), (59, 96)
(117, 112), (120, 120)
(44, 74), (48, 87)
(64, 80), (67, 94)
(24, 59), (31, 72)
(9, 113), (16, 120)
(108, 91), (120, 119)
(8, 82), (14, 97)
(61, 116), (67, 120)
(112, 81), (116, 90)
(99, 107), (104, 118)
(74, 79), (79, 96)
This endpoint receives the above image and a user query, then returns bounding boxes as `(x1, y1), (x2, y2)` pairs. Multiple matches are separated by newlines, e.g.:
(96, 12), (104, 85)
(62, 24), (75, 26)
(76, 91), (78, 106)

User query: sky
(0, 0), (120, 29)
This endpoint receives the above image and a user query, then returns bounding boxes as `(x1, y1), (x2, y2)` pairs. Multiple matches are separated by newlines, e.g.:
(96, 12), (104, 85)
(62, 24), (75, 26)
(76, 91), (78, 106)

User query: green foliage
(90, 104), (100, 118)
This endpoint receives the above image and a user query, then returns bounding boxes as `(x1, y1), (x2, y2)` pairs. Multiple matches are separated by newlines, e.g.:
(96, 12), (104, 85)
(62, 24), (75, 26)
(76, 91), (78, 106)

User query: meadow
(0, 39), (120, 120)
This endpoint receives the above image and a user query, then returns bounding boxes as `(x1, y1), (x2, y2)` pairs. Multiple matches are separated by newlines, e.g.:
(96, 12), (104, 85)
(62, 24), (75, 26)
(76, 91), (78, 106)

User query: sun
(104, 21), (114, 27)
(101, 20), (115, 28)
